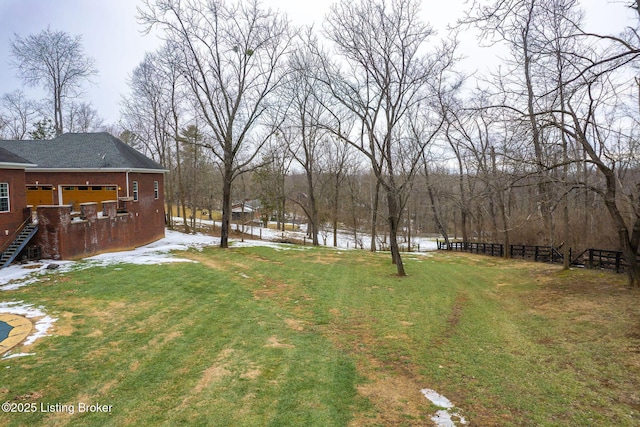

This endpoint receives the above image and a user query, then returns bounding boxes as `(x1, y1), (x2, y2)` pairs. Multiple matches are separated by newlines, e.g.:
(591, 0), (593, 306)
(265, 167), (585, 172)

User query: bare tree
(467, 0), (640, 285)
(122, 45), (186, 230)
(279, 32), (334, 245)
(552, 75), (640, 286)
(253, 140), (292, 231)
(139, 0), (295, 248)
(0, 90), (39, 140)
(324, 135), (354, 248)
(10, 28), (97, 136)
(465, 0), (565, 245)
(319, 0), (458, 275)
(66, 101), (104, 133)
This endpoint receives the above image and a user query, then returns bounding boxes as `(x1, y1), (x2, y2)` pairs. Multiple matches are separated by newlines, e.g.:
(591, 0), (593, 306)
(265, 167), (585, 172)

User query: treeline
(3, 0), (638, 282)
(121, 0), (640, 282)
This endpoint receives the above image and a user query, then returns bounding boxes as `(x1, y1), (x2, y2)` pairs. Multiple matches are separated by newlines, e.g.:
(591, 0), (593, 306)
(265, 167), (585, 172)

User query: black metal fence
(437, 241), (637, 274)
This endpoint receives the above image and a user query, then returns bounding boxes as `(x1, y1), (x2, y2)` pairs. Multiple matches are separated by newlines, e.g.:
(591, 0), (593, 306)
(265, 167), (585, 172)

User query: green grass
(1, 245), (639, 426)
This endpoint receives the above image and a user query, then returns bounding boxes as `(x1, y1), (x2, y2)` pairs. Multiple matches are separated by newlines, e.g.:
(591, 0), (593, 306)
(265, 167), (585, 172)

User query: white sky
(0, 0), (634, 127)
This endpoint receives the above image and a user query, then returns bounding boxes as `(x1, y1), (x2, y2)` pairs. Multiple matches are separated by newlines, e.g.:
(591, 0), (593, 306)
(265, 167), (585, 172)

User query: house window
(154, 181), (159, 200)
(133, 181), (139, 201)
(0, 183), (9, 212)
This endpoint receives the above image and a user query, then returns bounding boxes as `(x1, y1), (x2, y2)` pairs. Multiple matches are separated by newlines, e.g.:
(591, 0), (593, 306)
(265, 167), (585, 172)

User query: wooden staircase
(0, 223), (39, 269)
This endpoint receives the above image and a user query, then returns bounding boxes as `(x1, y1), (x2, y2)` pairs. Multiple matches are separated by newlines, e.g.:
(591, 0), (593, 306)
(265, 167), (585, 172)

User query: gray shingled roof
(0, 133), (165, 171)
(0, 146), (33, 166)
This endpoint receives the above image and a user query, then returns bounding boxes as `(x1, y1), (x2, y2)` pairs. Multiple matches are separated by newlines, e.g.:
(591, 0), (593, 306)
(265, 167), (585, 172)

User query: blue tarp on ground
(0, 321), (13, 341)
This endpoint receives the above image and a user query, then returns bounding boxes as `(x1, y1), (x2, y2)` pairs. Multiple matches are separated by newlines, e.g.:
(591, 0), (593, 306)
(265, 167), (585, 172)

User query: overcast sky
(0, 0), (634, 127)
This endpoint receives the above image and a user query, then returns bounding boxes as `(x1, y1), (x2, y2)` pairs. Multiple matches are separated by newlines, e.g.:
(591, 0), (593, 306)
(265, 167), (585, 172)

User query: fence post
(615, 252), (621, 274)
(588, 249), (594, 269)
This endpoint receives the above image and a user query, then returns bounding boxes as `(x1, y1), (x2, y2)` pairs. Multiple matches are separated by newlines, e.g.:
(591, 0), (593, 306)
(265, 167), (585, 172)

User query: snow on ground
(1, 301), (57, 359)
(421, 388), (467, 426)
(0, 230), (224, 359)
(175, 217), (439, 252)
(0, 225), (438, 361)
(0, 230), (219, 291)
(83, 229), (219, 267)
(0, 261), (75, 291)
(1, 216), (439, 291)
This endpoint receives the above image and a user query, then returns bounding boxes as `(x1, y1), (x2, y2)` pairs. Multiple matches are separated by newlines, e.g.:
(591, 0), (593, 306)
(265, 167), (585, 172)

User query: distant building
(231, 200), (261, 222)
(0, 133), (166, 265)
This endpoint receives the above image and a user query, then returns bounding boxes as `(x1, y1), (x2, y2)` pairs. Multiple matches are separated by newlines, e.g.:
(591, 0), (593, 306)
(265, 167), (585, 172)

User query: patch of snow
(0, 301), (48, 318)
(2, 353), (35, 360)
(0, 301), (57, 358)
(1, 223), (438, 292)
(432, 410), (458, 427)
(421, 389), (454, 408)
(172, 217), (440, 253)
(0, 230), (220, 291)
(0, 261), (74, 291)
(421, 388), (467, 426)
(24, 315), (57, 346)
(84, 229), (219, 266)
(232, 239), (313, 251)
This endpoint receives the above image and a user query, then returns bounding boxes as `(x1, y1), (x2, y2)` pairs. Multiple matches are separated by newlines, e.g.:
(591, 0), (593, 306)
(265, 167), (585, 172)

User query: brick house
(0, 147), (35, 251)
(0, 133), (166, 264)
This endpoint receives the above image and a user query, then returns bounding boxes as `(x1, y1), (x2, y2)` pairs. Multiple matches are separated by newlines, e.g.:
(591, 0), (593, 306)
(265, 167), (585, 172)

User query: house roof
(232, 205), (255, 213)
(0, 146), (35, 168)
(0, 132), (165, 172)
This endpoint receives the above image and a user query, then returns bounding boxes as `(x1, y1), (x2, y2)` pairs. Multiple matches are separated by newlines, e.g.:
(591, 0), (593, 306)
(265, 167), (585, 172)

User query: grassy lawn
(1, 245), (639, 426)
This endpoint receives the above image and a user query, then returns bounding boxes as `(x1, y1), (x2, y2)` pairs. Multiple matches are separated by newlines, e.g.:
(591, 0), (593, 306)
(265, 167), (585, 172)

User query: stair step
(1, 223), (39, 269)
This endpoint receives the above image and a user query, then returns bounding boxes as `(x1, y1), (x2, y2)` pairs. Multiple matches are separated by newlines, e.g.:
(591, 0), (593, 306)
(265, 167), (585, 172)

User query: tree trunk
(427, 184), (449, 246)
(370, 178), (380, 252)
(164, 148), (175, 229)
(454, 149), (469, 246)
(54, 85), (63, 136)
(424, 161), (449, 245)
(522, 8), (552, 244)
(220, 164), (233, 248)
(174, 136), (189, 234)
(407, 201), (411, 251)
(332, 172), (342, 248)
(306, 171), (319, 246)
(387, 190), (406, 276)
(500, 196), (511, 259)
(618, 227), (640, 287)
(601, 174), (640, 287)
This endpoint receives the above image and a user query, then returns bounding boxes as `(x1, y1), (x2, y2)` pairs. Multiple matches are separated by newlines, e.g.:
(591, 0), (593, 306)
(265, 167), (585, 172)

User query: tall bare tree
(465, 0), (562, 244)
(319, 0), (458, 275)
(122, 45), (185, 230)
(279, 32), (334, 246)
(467, 0), (640, 285)
(139, 0), (295, 248)
(10, 28), (97, 136)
